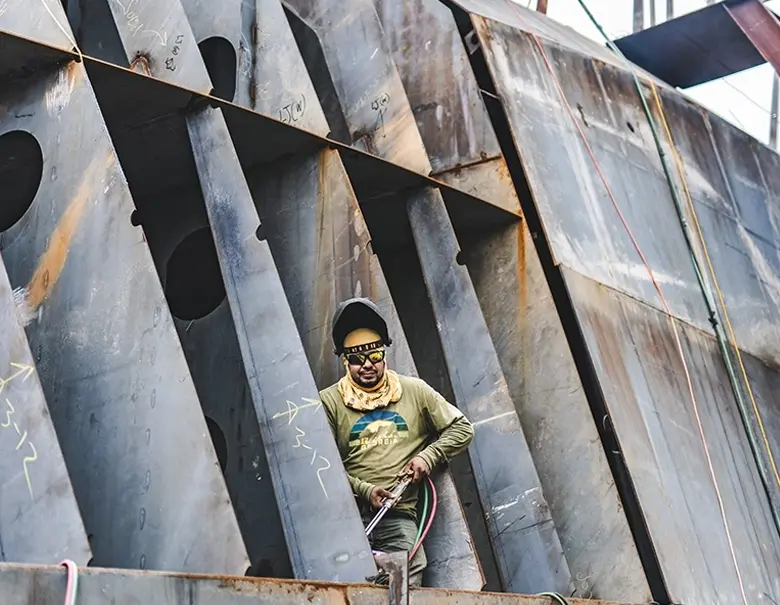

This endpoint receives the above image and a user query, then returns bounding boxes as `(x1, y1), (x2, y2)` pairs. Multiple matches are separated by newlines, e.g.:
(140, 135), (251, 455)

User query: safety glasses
(345, 349), (386, 366)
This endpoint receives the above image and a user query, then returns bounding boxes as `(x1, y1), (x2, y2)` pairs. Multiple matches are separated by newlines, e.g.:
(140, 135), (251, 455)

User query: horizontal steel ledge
(0, 563), (641, 605)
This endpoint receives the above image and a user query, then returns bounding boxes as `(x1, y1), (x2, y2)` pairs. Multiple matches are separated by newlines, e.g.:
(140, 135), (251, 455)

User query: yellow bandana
(337, 362), (403, 412)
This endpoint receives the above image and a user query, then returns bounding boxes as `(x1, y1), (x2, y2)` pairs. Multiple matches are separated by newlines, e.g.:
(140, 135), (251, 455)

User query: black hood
(331, 298), (392, 355)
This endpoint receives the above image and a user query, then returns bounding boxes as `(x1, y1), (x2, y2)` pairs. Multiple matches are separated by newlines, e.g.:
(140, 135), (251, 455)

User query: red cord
(409, 476), (437, 560)
(59, 559), (78, 605)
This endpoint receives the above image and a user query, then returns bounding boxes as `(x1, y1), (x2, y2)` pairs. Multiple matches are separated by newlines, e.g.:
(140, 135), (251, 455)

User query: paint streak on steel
(0, 258), (90, 566)
(0, 60), (249, 574)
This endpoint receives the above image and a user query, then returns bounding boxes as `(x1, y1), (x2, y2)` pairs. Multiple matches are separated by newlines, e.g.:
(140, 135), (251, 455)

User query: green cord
(575, 0), (780, 535)
(413, 480), (429, 551)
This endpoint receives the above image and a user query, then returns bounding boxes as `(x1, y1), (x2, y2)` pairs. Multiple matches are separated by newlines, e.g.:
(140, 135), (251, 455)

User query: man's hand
(403, 456), (430, 483)
(368, 486), (394, 509)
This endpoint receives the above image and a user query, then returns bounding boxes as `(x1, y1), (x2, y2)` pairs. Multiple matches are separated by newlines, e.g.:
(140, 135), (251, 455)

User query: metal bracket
(374, 551), (409, 605)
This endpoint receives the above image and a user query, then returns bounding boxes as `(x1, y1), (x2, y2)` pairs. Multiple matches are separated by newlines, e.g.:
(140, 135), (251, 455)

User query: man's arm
(414, 382), (474, 473)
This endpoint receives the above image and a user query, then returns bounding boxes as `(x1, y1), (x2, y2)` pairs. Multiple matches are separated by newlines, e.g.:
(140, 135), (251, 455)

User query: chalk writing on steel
(0, 0), (8, 18)
(0, 362), (38, 499)
(111, 0), (169, 47)
(273, 397), (331, 499)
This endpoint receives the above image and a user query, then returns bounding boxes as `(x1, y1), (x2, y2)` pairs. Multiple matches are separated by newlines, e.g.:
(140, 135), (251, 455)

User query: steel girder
(281, 0), (572, 594)
(451, 1), (780, 603)
(63, 0), (377, 582)
(0, 2), (249, 574)
(0, 256), (90, 566)
(374, 1), (650, 600)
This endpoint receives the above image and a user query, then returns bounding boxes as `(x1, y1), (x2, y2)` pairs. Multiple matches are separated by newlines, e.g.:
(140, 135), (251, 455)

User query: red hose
(409, 476), (437, 560)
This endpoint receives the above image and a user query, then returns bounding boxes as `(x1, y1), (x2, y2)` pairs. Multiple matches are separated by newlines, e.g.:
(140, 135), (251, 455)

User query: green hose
(413, 480), (429, 551)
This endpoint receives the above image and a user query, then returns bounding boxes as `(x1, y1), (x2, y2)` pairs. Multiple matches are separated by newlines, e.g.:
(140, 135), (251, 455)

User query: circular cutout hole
(0, 130), (43, 232)
(626, 121), (636, 133)
(130, 210), (142, 226)
(455, 250), (467, 266)
(255, 223), (266, 242)
(165, 227), (226, 320)
(198, 37), (237, 103)
(205, 416), (228, 473)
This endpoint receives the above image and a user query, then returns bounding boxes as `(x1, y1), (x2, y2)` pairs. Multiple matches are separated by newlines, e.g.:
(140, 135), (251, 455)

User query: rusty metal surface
(242, 0), (330, 135)
(0, 259), (90, 566)
(408, 187), (573, 595)
(187, 107), (377, 583)
(460, 224), (651, 602)
(282, 0), (431, 174)
(0, 563), (640, 605)
(564, 268), (780, 604)
(374, 0), (501, 175)
(246, 147), (483, 590)
(79, 0), (212, 90)
(0, 60), (248, 573)
(727, 0), (780, 76)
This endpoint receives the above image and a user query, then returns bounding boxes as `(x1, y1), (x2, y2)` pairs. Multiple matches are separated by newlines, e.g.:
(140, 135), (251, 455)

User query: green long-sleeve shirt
(320, 374), (474, 517)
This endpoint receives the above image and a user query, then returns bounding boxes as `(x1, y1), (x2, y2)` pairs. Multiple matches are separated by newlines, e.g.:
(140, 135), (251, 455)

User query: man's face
(347, 349), (386, 388)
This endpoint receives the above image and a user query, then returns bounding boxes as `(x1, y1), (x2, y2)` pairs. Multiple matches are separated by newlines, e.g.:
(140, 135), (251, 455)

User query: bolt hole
(455, 251), (467, 266)
(0, 130), (43, 232)
(626, 121), (636, 133)
(255, 223), (267, 242)
(130, 210), (142, 226)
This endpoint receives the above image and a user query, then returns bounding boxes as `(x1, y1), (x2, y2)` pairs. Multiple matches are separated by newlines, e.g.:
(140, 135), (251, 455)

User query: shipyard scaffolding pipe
(2, 0), (780, 604)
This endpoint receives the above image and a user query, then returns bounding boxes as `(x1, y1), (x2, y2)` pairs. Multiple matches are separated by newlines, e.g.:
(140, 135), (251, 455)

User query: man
(319, 298), (474, 586)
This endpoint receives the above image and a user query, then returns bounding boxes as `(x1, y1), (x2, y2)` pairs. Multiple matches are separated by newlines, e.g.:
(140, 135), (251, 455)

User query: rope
(60, 560), (79, 605)
(499, 1), (750, 603)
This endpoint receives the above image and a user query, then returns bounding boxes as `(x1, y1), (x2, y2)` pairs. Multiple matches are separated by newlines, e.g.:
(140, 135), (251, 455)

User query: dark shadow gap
(198, 37), (237, 103)
(0, 130), (42, 233)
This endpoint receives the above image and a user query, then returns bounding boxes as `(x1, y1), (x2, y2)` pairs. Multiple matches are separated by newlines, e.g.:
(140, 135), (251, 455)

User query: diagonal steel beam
(0, 256), (90, 566)
(726, 0), (780, 75)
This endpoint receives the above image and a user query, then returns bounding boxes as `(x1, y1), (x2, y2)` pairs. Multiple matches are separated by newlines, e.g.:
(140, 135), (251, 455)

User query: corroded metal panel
(0, 563), (640, 605)
(0, 61), (248, 574)
(408, 187), (573, 595)
(245, 0), (330, 134)
(373, 0), (501, 175)
(187, 107), (376, 583)
(0, 259), (90, 566)
(282, 0), (431, 174)
(564, 268), (780, 605)
(460, 224), (651, 602)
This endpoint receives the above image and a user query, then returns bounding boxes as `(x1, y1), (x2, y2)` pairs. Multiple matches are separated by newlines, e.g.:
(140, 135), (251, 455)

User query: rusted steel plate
(186, 108), (377, 583)
(0, 259), (90, 566)
(0, 60), (248, 574)
(0, 563), (640, 605)
(408, 187), (573, 595)
(564, 268), (780, 604)
(373, 0), (501, 175)
(246, 147), (483, 590)
(282, 0), (431, 174)
(727, 0), (780, 76)
(242, 0), (330, 135)
(74, 0), (212, 90)
(459, 223), (651, 602)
